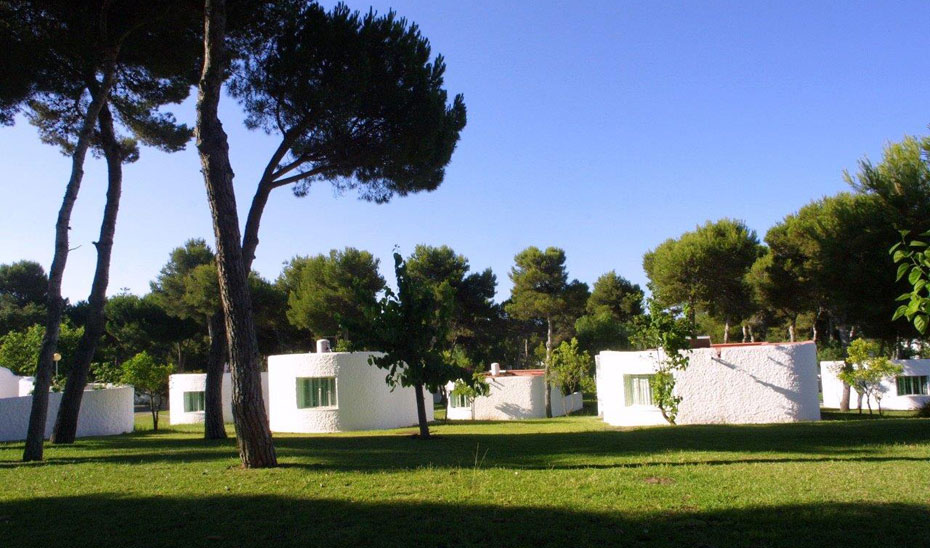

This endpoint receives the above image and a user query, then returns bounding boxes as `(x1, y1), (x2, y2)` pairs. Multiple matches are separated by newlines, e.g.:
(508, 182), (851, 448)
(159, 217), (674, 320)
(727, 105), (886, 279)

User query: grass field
(1, 410), (928, 547)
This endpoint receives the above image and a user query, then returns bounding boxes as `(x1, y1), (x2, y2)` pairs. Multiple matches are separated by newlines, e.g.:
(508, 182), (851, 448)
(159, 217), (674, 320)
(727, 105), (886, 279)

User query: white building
(596, 342), (821, 427)
(0, 367), (134, 442)
(446, 366), (583, 420)
(267, 351), (430, 433)
(821, 359), (930, 411)
(168, 372), (269, 425)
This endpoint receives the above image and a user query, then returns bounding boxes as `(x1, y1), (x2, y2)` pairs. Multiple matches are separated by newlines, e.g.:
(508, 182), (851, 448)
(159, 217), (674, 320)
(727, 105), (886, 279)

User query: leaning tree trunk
(414, 382), (430, 439)
(196, 0), (275, 468)
(204, 312), (227, 440)
(23, 62), (118, 462)
(51, 103), (123, 445)
(544, 316), (553, 419)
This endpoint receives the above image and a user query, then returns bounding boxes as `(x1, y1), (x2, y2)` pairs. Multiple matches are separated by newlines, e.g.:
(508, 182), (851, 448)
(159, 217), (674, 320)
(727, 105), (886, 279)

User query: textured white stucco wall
(0, 367), (18, 398)
(597, 342), (821, 426)
(0, 386), (135, 442)
(446, 373), (583, 420)
(267, 351), (432, 433)
(821, 359), (930, 411)
(168, 372), (269, 425)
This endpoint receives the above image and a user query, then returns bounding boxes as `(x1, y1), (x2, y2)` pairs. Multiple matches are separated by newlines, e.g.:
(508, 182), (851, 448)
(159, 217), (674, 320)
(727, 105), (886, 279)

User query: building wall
(0, 367), (18, 398)
(267, 351), (431, 433)
(168, 372), (269, 425)
(0, 386), (135, 442)
(446, 374), (583, 420)
(821, 359), (930, 411)
(597, 342), (821, 427)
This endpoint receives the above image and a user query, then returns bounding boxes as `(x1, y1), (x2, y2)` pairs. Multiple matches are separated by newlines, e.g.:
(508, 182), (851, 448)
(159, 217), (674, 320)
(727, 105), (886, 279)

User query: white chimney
(316, 339), (331, 353)
(490, 362), (501, 376)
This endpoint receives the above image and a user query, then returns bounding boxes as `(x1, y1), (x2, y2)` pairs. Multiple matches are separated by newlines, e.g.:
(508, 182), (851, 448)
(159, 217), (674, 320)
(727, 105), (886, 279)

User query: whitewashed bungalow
(267, 348), (430, 433)
(0, 366), (134, 442)
(168, 371), (269, 425)
(821, 359), (930, 411)
(169, 342), (429, 433)
(446, 363), (583, 420)
(596, 342), (822, 427)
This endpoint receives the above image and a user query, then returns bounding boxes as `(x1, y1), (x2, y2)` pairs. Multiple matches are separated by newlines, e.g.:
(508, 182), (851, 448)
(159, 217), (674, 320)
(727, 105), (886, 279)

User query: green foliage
(406, 245), (501, 369)
(837, 339), (902, 415)
(574, 311), (629, 354)
(0, 322), (82, 377)
(368, 253), (483, 435)
(507, 247), (588, 366)
(846, 135), (930, 235)
(644, 219), (760, 339)
(229, 1), (467, 203)
(0, 260), (47, 336)
(632, 299), (694, 424)
(586, 271), (644, 321)
(891, 230), (930, 335)
(548, 338), (595, 412)
(149, 239), (219, 321)
(120, 351), (173, 431)
(450, 370), (490, 400)
(282, 248), (385, 348)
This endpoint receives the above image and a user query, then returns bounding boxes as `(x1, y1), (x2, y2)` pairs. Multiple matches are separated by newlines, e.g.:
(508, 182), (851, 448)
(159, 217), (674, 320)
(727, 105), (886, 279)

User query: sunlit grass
(1, 410), (928, 547)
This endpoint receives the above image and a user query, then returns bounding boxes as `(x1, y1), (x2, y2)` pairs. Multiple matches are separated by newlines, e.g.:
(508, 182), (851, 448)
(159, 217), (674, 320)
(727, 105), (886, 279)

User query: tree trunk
(196, 0), (275, 468)
(788, 322), (796, 343)
(723, 316), (730, 344)
(150, 396), (159, 431)
(840, 382), (851, 412)
(204, 312), (227, 440)
(544, 316), (553, 418)
(23, 61), (118, 462)
(51, 103), (123, 445)
(414, 382), (430, 438)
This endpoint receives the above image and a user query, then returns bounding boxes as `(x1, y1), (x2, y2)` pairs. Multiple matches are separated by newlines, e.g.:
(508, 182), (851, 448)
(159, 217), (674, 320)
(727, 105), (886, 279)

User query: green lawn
(1, 411), (928, 547)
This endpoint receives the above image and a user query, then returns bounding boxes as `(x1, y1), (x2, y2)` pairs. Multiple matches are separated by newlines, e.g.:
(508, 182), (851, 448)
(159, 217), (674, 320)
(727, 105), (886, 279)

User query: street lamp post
(53, 352), (62, 378)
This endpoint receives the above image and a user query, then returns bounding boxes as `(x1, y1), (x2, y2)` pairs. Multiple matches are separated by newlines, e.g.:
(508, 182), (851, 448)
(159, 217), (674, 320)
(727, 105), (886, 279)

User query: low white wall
(597, 342), (821, 427)
(446, 372), (582, 421)
(0, 367), (19, 398)
(0, 386), (135, 442)
(168, 372), (269, 425)
(821, 359), (930, 411)
(268, 351), (431, 433)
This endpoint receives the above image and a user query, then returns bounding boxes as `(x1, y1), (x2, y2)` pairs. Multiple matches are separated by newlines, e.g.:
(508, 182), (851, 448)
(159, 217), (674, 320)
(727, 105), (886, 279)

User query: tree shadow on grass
(1, 417), (928, 471)
(0, 495), (927, 548)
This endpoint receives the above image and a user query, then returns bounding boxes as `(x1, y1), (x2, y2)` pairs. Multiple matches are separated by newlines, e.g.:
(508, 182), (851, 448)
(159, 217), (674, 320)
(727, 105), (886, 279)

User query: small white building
(0, 367), (134, 442)
(821, 359), (930, 411)
(168, 372), (269, 425)
(596, 342), (821, 427)
(267, 351), (431, 433)
(445, 366), (583, 421)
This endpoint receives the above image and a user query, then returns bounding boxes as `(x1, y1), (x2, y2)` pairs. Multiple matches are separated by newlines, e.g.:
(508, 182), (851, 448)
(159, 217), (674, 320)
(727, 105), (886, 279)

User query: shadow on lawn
(0, 495), (927, 548)
(2, 417), (928, 471)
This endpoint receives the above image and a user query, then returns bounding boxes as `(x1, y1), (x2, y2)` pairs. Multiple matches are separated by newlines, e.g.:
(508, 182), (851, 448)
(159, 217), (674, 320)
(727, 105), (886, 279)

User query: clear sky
(2, 0), (929, 304)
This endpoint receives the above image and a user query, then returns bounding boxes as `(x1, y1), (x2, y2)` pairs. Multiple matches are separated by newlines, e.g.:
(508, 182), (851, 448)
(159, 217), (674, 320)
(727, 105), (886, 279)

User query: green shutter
(183, 391), (204, 412)
(297, 377), (336, 408)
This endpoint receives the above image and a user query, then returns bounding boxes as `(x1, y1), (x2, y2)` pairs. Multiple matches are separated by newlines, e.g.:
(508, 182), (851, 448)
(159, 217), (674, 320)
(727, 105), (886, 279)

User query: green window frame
(183, 391), (205, 412)
(296, 377), (337, 409)
(624, 375), (655, 407)
(450, 393), (471, 409)
(896, 375), (929, 396)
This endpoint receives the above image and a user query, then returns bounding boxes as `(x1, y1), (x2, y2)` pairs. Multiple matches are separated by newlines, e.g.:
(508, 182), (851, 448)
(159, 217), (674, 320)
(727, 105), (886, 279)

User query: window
(624, 375), (655, 406)
(297, 377), (337, 408)
(183, 391), (205, 412)
(450, 393), (471, 408)
(896, 375), (929, 396)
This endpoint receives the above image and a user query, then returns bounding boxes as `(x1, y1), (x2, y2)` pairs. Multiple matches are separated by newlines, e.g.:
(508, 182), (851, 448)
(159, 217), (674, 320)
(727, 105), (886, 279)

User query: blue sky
(2, 0), (929, 303)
